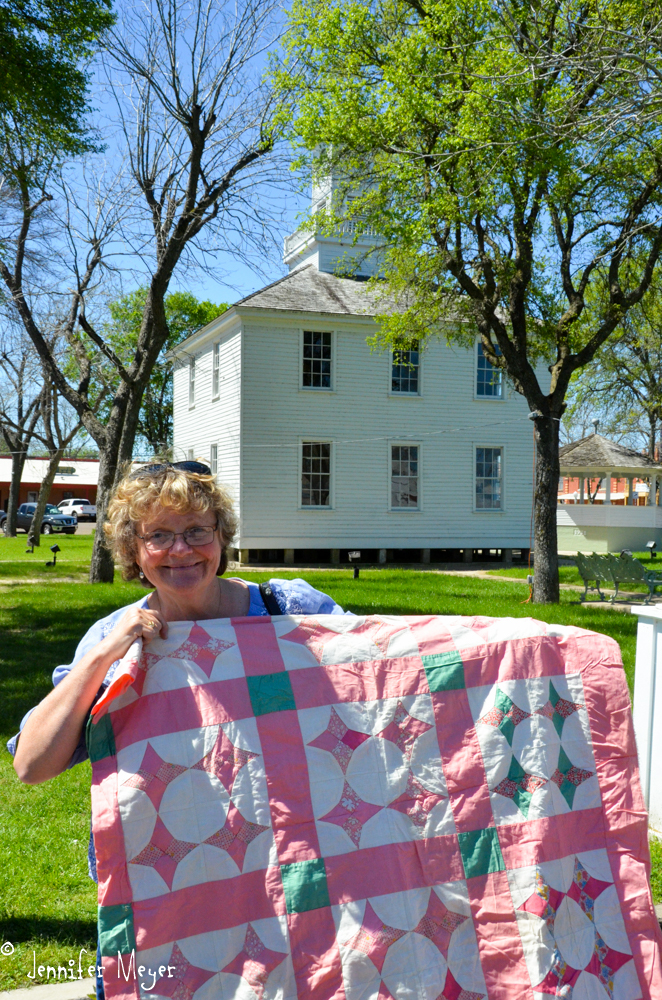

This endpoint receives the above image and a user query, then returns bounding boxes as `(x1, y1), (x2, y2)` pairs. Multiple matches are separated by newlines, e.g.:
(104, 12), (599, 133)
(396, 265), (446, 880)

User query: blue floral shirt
(7, 578), (347, 880)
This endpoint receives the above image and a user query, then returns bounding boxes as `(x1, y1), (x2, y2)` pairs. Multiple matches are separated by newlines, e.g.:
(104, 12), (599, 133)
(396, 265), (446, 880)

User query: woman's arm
(14, 605), (166, 785)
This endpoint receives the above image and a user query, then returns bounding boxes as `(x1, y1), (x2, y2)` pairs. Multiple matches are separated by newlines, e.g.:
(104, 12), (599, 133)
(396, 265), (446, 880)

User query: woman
(9, 461), (346, 998)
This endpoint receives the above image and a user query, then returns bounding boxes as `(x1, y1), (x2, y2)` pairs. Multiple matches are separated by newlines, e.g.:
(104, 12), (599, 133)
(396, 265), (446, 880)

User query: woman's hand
(13, 607), (166, 785)
(101, 607), (167, 663)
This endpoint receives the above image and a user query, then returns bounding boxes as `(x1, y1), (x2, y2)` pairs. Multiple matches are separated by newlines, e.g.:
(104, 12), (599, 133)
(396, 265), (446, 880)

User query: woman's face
(135, 506), (222, 599)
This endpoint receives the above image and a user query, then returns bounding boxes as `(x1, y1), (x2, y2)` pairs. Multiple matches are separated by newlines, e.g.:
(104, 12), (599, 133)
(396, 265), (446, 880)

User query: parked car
(0, 503), (77, 535)
(57, 497), (97, 522)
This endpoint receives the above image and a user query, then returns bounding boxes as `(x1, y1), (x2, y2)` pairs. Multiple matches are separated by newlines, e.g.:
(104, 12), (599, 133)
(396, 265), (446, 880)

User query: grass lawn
(0, 540), (658, 989)
(0, 534), (93, 581)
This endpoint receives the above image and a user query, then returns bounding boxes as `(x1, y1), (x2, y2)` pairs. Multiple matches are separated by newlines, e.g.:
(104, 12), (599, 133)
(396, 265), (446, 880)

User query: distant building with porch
(0, 456), (99, 513)
(557, 434), (662, 553)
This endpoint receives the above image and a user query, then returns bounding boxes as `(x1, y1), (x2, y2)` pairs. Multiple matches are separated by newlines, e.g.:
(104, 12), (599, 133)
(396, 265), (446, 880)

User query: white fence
(632, 605), (662, 836)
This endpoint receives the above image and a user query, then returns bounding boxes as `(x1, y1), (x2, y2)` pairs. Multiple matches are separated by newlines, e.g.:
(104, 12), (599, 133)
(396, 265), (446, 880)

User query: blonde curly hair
(104, 464), (238, 583)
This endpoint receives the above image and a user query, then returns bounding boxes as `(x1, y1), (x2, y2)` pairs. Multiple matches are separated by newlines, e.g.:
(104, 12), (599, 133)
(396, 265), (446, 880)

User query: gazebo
(557, 434), (662, 553)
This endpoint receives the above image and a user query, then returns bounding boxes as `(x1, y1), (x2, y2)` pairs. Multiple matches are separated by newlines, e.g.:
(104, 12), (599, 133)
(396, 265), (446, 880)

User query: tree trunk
(118, 386), (144, 467)
(29, 447), (64, 546)
(649, 414), (657, 461)
(532, 415), (561, 604)
(6, 450), (27, 536)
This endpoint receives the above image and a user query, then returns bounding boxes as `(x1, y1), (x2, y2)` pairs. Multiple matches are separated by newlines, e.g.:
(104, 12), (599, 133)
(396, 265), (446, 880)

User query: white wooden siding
(172, 320), (242, 524)
(238, 317), (539, 549)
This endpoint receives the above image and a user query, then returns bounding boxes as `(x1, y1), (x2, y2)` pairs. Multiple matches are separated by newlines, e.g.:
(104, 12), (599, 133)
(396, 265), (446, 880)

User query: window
(27, 491), (37, 502)
(301, 442), (331, 506)
(187, 448), (195, 461)
(476, 447), (502, 509)
(302, 331), (332, 389)
(189, 357), (196, 407)
(212, 343), (220, 398)
(476, 341), (503, 397)
(210, 443), (218, 476)
(391, 445), (419, 508)
(392, 344), (419, 393)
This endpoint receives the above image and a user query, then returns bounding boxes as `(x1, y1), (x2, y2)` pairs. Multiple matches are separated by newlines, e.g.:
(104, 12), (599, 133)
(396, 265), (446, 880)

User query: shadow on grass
(0, 915), (97, 946)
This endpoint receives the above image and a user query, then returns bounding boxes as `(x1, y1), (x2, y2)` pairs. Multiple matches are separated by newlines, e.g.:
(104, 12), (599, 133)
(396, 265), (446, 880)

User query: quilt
(86, 613), (662, 1000)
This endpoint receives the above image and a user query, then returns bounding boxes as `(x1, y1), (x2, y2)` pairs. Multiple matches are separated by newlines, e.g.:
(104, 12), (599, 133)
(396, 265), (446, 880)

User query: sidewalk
(0, 979), (95, 999)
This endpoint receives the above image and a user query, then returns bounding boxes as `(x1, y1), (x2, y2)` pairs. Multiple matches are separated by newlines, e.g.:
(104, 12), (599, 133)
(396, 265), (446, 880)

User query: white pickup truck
(58, 497), (97, 522)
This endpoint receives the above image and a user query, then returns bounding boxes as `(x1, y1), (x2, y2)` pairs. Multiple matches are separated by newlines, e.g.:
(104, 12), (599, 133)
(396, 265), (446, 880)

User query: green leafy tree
(0, 0), (114, 152)
(564, 289), (662, 458)
(102, 289), (227, 455)
(278, 0), (662, 602)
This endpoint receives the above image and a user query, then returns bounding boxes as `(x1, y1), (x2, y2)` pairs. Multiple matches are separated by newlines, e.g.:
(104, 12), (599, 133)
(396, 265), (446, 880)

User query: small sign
(56, 466), (75, 475)
(348, 551), (361, 560)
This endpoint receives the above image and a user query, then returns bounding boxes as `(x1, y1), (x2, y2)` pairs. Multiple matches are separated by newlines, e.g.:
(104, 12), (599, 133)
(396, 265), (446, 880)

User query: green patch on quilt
(86, 711), (116, 762)
(98, 903), (135, 957)
(458, 827), (505, 879)
(422, 651), (464, 692)
(280, 858), (330, 913)
(247, 671), (296, 716)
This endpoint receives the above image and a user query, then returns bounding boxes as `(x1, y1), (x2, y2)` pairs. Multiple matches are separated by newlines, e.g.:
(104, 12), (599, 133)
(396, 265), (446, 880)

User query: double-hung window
(302, 331), (332, 389)
(475, 447), (502, 509)
(391, 345), (419, 394)
(391, 445), (419, 508)
(210, 444), (218, 476)
(212, 343), (220, 398)
(476, 341), (502, 398)
(301, 442), (331, 507)
(188, 358), (196, 407)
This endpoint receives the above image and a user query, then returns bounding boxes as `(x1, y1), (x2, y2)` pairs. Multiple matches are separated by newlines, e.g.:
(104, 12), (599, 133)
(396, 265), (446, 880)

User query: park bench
(575, 551), (662, 604)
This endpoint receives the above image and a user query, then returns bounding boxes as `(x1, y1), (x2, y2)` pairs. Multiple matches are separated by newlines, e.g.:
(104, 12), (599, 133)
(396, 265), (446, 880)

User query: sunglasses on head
(130, 461), (212, 479)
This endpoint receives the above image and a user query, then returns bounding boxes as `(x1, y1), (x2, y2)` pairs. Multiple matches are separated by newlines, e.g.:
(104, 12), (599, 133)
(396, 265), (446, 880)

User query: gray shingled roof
(559, 433), (662, 473)
(235, 263), (396, 316)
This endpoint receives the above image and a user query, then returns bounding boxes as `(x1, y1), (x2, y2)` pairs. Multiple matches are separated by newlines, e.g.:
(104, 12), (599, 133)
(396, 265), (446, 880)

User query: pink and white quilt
(87, 613), (662, 1000)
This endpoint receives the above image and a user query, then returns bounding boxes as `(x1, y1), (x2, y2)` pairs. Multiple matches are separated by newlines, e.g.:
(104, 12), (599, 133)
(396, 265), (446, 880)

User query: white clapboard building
(171, 199), (542, 565)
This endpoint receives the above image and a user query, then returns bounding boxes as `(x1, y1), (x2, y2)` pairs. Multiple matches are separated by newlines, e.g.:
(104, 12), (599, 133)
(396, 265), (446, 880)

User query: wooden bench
(576, 551), (662, 604)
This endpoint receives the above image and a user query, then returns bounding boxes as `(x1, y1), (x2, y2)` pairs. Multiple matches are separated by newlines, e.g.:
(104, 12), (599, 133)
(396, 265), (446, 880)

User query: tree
(0, 0), (284, 583)
(0, 326), (44, 535)
(103, 289), (227, 456)
(279, 0), (662, 602)
(27, 377), (90, 545)
(0, 0), (114, 152)
(564, 289), (662, 458)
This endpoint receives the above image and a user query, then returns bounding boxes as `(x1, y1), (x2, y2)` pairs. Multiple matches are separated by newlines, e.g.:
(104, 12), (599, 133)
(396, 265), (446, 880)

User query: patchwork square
(247, 671), (296, 716)
(423, 651), (465, 692)
(281, 858), (330, 913)
(457, 827), (505, 879)
(468, 674), (601, 825)
(88, 614), (659, 1000)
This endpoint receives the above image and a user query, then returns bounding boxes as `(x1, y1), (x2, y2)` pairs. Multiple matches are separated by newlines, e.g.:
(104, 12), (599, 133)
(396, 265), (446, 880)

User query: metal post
(579, 477), (585, 504)
(284, 549), (295, 565)
(604, 475), (611, 505)
(378, 549), (387, 564)
(627, 476), (634, 506)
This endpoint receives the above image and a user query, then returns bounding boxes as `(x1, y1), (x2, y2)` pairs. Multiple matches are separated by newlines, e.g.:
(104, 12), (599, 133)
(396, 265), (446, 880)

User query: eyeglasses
(136, 523), (218, 551)
(130, 461), (211, 479)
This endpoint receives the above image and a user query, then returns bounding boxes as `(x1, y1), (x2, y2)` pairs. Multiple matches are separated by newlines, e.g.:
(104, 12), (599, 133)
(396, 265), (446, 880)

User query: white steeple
(283, 173), (380, 278)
